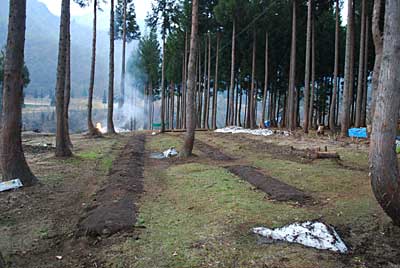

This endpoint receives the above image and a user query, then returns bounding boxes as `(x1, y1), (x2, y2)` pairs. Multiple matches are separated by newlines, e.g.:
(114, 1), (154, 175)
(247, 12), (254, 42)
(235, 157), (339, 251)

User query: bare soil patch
(226, 165), (313, 205)
(77, 134), (145, 237)
(195, 139), (234, 161)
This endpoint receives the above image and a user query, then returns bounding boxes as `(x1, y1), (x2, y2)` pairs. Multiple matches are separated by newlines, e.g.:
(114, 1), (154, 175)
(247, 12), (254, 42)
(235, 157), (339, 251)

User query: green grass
(103, 134), (390, 268)
(107, 159), (342, 268)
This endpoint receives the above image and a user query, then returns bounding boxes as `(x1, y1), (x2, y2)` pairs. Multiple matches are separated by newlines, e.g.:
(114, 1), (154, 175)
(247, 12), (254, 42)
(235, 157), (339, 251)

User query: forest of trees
(0, 0), (399, 229)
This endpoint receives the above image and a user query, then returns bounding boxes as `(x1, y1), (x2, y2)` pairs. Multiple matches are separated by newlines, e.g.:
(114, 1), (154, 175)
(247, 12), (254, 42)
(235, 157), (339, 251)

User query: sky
(37, 0), (349, 28)
(37, 0), (153, 26)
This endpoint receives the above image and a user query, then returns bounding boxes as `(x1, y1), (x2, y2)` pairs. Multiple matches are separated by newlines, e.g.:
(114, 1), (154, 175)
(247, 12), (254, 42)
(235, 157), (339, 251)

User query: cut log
(309, 151), (340, 160)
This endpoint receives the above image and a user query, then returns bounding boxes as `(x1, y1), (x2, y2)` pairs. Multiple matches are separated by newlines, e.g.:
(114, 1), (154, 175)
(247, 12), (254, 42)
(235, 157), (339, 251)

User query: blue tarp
(348, 128), (368, 138)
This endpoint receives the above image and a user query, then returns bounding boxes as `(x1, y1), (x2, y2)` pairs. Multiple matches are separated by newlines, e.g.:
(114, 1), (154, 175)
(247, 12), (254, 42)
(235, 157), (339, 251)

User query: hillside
(0, 0), (122, 98)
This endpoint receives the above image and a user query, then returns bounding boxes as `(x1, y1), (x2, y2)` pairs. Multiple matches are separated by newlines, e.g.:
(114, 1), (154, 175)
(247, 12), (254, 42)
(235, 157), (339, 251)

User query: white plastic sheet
(163, 148), (178, 158)
(253, 221), (348, 253)
(0, 179), (23, 192)
(215, 126), (289, 137)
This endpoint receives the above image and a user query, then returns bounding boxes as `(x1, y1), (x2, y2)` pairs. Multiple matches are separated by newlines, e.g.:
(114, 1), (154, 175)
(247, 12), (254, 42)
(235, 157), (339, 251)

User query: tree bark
(149, 80), (153, 129)
(261, 32), (269, 127)
(64, 13), (73, 148)
(87, 0), (100, 136)
(309, 15), (315, 129)
(181, 0), (198, 157)
(370, 0), (384, 120)
(55, 0), (72, 157)
(228, 20), (236, 125)
(197, 42), (202, 127)
(205, 32), (211, 129)
(0, 0), (37, 185)
(202, 35), (207, 128)
(212, 33), (220, 129)
(288, 0), (297, 131)
(355, 0), (367, 128)
(361, 15), (369, 126)
(249, 29), (257, 129)
(161, 36), (166, 132)
(369, 0), (400, 225)
(303, 0), (313, 133)
(119, 0), (127, 108)
(107, 0), (116, 134)
(349, 4), (356, 126)
(341, 0), (354, 136)
(169, 81), (174, 129)
(329, 0), (340, 130)
(183, 32), (188, 129)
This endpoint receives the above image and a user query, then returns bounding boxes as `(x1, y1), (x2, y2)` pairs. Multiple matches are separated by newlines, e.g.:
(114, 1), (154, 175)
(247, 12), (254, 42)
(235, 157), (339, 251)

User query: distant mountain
(0, 0), (126, 98)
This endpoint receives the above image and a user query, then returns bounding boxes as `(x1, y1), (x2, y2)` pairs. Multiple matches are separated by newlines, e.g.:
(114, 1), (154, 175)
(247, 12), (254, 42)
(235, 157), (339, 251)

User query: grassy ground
(105, 132), (397, 268)
(1, 131), (399, 268)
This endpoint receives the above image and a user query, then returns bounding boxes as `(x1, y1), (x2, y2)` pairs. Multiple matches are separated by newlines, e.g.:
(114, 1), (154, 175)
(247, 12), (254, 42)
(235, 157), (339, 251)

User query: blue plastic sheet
(348, 128), (368, 138)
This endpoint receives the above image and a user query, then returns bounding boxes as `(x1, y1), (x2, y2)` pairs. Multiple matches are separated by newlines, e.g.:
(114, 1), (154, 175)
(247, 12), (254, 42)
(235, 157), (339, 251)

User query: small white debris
(253, 221), (348, 253)
(56, 256), (63, 260)
(152, 132), (157, 136)
(163, 148), (178, 158)
(0, 179), (23, 192)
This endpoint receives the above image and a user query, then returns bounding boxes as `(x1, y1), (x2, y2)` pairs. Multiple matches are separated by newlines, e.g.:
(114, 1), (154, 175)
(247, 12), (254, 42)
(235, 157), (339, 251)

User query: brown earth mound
(77, 134), (145, 237)
(195, 140), (233, 161)
(227, 165), (312, 204)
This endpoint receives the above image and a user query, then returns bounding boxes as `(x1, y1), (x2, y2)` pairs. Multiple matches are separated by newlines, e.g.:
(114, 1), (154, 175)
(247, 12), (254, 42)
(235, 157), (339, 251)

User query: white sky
(37, 0), (153, 22)
(37, 0), (348, 26)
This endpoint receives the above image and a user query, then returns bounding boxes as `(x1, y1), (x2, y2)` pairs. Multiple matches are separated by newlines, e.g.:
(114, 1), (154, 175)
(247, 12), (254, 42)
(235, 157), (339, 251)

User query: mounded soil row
(195, 140), (234, 161)
(226, 165), (312, 204)
(77, 134), (145, 237)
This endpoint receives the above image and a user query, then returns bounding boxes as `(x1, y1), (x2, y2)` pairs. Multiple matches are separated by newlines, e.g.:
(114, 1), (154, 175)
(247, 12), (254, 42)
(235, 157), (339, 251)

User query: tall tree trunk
(55, 0), (72, 157)
(355, 0), (367, 127)
(87, 0), (99, 136)
(1, 0), (37, 185)
(169, 81), (174, 129)
(239, 86), (243, 126)
(177, 86), (181, 129)
(197, 42), (202, 127)
(161, 36), (166, 132)
(288, 0), (297, 131)
(349, 4), (356, 126)
(309, 16), (316, 129)
(182, 0), (198, 157)
(108, 0), (116, 134)
(119, 0), (127, 108)
(205, 33), (211, 129)
(370, 0), (384, 119)
(64, 15), (73, 148)
(329, 0), (340, 130)
(228, 20), (236, 125)
(226, 84), (230, 126)
(183, 32), (188, 129)
(249, 29), (257, 129)
(179, 49), (186, 129)
(341, 0), (354, 136)
(261, 31), (269, 127)
(212, 33), (220, 129)
(303, 0), (313, 133)
(202, 35), (207, 128)
(149, 81), (153, 129)
(235, 82), (239, 125)
(369, 0), (400, 225)
(361, 16), (369, 126)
